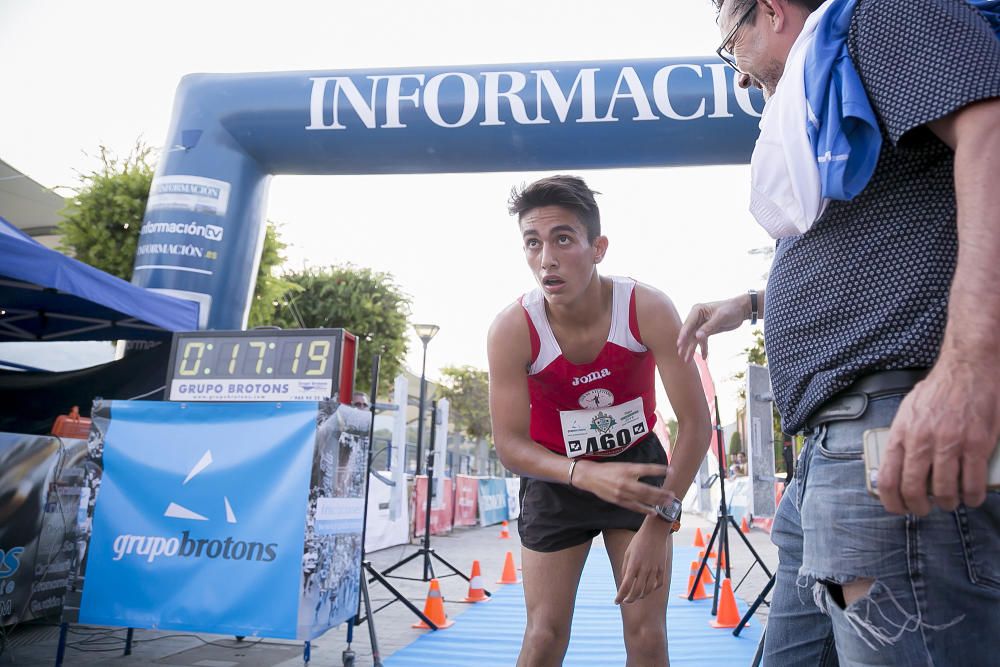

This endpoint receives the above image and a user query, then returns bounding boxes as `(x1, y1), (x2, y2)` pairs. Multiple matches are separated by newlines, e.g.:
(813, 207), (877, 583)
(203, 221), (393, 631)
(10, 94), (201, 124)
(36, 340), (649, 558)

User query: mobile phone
(862, 428), (1000, 497)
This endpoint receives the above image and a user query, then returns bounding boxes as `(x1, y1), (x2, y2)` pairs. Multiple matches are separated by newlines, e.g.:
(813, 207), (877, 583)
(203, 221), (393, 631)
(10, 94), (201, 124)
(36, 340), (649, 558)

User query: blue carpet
(385, 546), (763, 665)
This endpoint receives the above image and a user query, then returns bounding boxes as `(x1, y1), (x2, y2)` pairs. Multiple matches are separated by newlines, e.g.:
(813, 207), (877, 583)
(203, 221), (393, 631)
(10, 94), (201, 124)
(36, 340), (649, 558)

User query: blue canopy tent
(0, 216), (199, 342)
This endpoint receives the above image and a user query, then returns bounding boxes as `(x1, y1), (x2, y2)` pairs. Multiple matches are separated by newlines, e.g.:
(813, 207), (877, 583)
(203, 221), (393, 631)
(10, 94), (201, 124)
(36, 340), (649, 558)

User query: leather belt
(805, 369), (929, 431)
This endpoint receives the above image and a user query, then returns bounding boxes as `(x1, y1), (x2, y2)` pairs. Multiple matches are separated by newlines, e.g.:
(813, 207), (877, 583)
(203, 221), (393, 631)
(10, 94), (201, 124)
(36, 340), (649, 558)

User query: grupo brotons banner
(63, 400), (369, 640)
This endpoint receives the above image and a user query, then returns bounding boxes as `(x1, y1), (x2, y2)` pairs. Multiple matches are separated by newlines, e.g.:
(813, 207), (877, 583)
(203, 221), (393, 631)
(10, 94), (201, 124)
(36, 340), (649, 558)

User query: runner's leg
(603, 528), (671, 667)
(518, 539), (592, 667)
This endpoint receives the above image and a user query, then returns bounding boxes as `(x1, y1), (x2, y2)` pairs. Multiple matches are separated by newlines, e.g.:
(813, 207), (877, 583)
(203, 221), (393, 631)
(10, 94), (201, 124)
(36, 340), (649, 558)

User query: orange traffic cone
(694, 528), (716, 557)
(499, 520), (511, 539)
(463, 560), (489, 602)
(740, 516), (751, 534)
(709, 578), (745, 629)
(717, 549), (728, 571)
(411, 578), (455, 629)
(698, 551), (715, 583)
(497, 551), (521, 584)
(680, 560), (711, 600)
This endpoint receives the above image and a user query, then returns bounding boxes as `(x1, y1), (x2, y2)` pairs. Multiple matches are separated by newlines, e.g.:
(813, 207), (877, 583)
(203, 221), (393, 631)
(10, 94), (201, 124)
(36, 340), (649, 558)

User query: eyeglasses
(716, 1), (757, 74)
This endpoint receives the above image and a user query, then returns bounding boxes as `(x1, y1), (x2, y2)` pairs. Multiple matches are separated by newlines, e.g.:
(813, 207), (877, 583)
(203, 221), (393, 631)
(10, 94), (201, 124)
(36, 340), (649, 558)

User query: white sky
(0, 0), (773, 423)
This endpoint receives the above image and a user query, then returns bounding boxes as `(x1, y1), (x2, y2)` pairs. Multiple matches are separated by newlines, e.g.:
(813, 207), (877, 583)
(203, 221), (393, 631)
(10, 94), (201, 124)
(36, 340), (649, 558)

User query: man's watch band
(748, 289), (759, 326)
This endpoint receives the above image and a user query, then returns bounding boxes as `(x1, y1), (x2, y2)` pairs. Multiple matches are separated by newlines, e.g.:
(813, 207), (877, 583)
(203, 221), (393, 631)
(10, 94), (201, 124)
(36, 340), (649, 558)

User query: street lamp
(413, 323), (439, 475)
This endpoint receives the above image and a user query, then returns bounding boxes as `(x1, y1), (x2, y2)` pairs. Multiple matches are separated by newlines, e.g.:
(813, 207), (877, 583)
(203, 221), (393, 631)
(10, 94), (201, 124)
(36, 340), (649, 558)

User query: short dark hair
(507, 175), (601, 242)
(712, 0), (824, 23)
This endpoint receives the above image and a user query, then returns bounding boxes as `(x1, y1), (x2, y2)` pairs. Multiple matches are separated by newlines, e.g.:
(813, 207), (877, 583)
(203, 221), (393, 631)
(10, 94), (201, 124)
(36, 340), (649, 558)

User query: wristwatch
(651, 497), (683, 533)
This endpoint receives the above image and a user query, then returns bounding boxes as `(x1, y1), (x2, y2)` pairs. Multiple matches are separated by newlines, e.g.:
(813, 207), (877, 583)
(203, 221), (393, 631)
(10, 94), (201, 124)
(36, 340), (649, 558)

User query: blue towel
(804, 0), (999, 203)
(970, 0), (1000, 35)
(804, 0), (878, 202)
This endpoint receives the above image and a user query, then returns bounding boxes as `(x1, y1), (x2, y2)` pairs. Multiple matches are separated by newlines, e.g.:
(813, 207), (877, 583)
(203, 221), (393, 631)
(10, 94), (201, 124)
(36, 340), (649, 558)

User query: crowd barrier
(393, 475), (519, 543)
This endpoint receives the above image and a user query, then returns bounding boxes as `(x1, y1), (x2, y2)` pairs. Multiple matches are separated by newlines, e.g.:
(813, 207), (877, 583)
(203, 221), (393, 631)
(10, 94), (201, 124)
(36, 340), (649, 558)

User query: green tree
(58, 142), (152, 280)
(246, 224), (300, 328)
(269, 264), (411, 396)
(665, 418), (679, 447)
(729, 430), (743, 457)
(438, 365), (492, 443)
(58, 142), (289, 323)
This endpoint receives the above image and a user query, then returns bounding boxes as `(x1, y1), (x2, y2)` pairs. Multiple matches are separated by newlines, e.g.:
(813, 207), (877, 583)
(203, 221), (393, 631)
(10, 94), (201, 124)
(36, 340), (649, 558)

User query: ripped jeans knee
(813, 577), (963, 655)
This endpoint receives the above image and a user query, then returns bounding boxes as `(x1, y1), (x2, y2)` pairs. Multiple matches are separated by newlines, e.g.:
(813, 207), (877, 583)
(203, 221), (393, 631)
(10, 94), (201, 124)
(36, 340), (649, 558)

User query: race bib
(559, 396), (648, 458)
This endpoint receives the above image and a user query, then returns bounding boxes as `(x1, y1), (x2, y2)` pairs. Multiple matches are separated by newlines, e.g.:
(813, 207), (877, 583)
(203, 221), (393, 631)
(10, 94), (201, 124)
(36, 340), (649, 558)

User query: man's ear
(593, 236), (609, 263)
(768, 0), (792, 34)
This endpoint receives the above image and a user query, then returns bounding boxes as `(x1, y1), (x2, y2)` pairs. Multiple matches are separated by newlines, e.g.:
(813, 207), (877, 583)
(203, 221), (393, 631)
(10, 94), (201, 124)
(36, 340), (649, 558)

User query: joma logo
(572, 368), (611, 386)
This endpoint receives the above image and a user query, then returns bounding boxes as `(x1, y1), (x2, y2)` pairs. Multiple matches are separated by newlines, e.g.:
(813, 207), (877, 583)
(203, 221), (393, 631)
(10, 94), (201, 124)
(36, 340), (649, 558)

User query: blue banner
(78, 401), (318, 638)
(477, 478), (509, 527)
(131, 58), (764, 330)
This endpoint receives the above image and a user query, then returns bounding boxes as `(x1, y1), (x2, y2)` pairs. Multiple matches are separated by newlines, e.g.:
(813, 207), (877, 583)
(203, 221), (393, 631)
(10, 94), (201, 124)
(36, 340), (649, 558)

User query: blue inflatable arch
(132, 57), (763, 330)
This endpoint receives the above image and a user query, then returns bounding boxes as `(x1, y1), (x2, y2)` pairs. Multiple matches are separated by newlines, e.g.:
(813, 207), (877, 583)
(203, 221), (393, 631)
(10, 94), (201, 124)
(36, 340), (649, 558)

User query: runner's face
(520, 206), (606, 303)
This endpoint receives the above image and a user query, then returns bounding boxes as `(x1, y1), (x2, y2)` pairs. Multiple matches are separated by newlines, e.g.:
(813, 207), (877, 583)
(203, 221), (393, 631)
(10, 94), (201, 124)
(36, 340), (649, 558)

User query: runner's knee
(623, 620), (666, 655)
(524, 620), (571, 651)
(837, 577), (875, 608)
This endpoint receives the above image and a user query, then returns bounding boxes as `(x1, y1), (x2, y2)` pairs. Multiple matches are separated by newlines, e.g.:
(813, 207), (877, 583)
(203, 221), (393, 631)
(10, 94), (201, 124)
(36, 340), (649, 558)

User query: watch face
(656, 498), (682, 523)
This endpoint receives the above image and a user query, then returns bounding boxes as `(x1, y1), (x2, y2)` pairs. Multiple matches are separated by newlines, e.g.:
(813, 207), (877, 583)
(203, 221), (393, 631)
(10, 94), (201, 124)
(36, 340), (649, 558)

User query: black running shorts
(517, 433), (673, 553)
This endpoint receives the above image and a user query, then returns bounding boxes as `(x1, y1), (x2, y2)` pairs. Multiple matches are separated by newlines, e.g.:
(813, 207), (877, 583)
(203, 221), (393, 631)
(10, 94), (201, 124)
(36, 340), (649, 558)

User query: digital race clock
(165, 328), (357, 402)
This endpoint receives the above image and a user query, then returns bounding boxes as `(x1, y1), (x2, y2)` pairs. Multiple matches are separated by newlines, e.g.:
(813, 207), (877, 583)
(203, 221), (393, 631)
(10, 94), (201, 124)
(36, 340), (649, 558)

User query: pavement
(0, 513), (778, 667)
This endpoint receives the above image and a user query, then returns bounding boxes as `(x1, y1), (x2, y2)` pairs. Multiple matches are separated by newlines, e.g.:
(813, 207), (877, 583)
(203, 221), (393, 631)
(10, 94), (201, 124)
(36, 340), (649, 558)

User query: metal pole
(423, 402), (437, 580)
(415, 340), (429, 474)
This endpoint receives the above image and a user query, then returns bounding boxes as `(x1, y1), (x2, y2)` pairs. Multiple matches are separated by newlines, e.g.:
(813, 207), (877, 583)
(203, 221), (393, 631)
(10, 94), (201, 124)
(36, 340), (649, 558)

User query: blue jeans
(763, 394), (1000, 666)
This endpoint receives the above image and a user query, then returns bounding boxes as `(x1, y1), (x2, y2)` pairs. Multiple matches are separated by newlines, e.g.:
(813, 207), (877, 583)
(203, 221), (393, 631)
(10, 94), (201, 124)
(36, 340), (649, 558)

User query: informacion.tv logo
(110, 449), (277, 564)
(0, 547), (23, 579)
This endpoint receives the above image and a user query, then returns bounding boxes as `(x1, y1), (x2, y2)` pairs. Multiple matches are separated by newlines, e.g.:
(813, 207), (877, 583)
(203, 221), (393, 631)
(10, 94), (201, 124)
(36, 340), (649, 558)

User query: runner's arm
(636, 284), (713, 500)
(487, 304), (673, 514)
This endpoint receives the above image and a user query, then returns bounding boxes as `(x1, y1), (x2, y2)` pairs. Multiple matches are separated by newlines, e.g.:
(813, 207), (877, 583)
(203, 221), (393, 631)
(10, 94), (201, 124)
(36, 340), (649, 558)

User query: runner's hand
(878, 357), (1000, 515)
(677, 295), (750, 362)
(572, 461), (673, 515)
(615, 522), (669, 604)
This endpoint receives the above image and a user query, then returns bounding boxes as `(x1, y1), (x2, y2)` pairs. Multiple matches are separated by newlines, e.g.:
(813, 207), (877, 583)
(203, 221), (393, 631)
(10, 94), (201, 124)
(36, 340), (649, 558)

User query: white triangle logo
(164, 502), (208, 521)
(224, 496), (237, 524)
(183, 450), (213, 485)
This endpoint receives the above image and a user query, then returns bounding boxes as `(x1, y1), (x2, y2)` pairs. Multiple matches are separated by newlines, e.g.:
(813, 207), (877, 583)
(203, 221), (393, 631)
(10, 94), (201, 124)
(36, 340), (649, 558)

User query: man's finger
(677, 309), (706, 361)
(878, 430), (906, 515)
(900, 436), (933, 516)
(931, 441), (961, 512)
(961, 450), (988, 508)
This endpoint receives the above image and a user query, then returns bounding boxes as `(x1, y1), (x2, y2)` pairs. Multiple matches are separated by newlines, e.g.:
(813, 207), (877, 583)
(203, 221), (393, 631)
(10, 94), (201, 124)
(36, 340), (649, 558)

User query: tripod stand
(378, 401), (478, 589)
(688, 396), (773, 620)
(343, 355), (436, 666)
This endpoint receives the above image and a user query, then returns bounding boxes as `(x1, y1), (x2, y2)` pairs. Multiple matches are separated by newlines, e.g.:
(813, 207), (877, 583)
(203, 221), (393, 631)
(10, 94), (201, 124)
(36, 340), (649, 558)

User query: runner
(487, 175), (712, 666)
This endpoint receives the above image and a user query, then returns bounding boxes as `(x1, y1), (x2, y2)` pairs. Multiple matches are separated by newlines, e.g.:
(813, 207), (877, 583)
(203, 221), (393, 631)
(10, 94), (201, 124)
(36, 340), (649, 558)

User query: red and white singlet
(521, 276), (657, 459)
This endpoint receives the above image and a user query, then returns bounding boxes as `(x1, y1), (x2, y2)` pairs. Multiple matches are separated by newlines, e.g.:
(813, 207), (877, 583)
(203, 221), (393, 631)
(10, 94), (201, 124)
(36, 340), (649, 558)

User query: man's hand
(573, 460), (674, 515)
(677, 294), (752, 363)
(878, 356), (1000, 516)
(614, 521), (670, 604)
